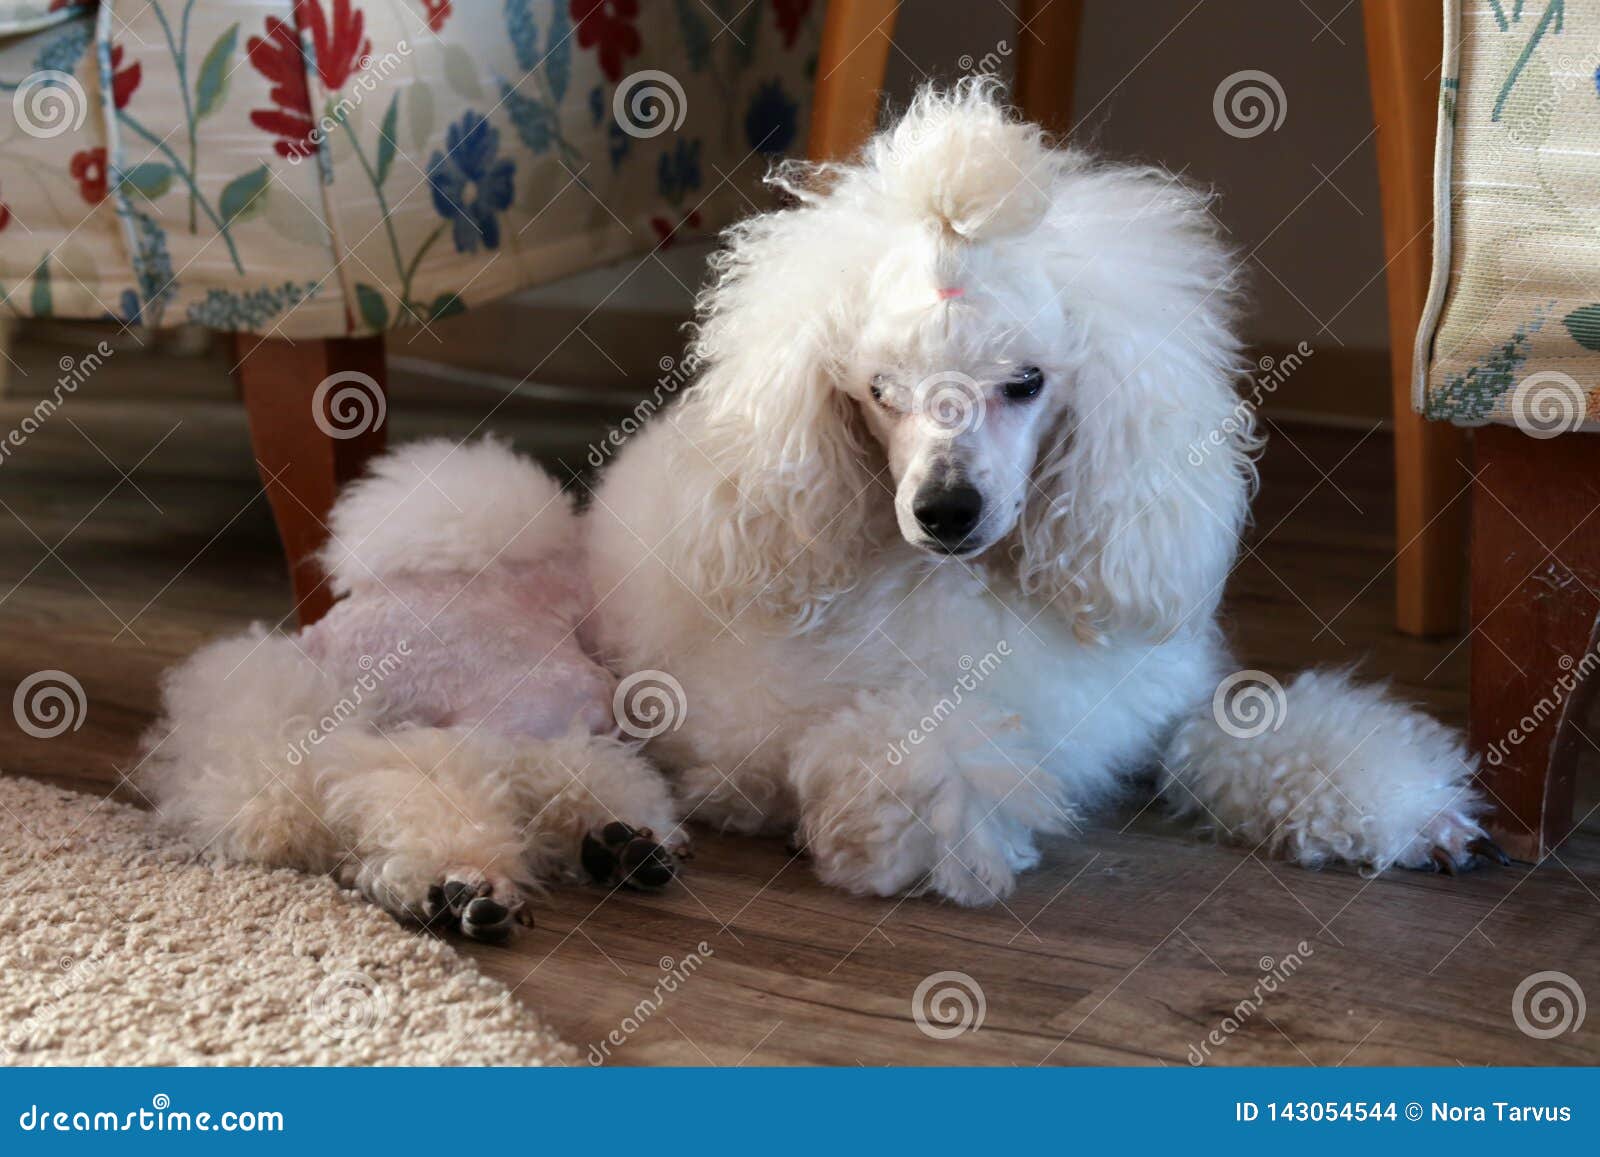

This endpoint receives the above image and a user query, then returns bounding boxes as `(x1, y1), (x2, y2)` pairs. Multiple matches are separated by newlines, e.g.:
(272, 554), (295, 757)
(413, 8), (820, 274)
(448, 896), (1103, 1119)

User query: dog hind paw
(581, 822), (677, 891)
(423, 870), (528, 943)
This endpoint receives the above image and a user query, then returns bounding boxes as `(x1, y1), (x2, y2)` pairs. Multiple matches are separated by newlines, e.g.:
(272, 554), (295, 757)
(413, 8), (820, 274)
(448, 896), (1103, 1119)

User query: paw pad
(582, 822), (677, 891)
(424, 875), (524, 943)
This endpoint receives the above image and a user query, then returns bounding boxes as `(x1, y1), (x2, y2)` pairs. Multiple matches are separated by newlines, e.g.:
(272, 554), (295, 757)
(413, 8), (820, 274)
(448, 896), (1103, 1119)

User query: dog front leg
(1160, 669), (1499, 873)
(787, 690), (1070, 905)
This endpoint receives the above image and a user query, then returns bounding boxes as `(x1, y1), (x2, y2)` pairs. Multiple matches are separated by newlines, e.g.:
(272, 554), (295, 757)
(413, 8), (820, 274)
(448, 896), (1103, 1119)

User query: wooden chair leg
(1470, 425), (1597, 863)
(1363, 0), (1469, 637)
(807, 0), (900, 161)
(233, 334), (387, 626)
(1015, 0), (1083, 137)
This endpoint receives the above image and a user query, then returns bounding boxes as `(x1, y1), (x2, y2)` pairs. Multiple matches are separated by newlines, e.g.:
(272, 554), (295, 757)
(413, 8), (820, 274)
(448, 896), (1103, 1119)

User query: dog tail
(316, 436), (576, 592)
(1159, 667), (1491, 873)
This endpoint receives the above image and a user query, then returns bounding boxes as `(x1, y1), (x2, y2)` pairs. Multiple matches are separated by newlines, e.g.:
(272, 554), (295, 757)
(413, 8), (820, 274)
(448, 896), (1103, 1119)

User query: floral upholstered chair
(1397, 0), (1600, 863)
(0, 0), (838, 620)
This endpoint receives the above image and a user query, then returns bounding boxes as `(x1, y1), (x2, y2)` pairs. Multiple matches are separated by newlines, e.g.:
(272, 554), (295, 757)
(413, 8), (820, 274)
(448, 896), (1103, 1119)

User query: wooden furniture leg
(1015, 0), (1083, 136)
(0, 317), (16, 397)
(234, 334), (387, 626)
(808, 0), (900, 161)
(1470, 425), (1597, 863)
(1363, 0), (1469, 636)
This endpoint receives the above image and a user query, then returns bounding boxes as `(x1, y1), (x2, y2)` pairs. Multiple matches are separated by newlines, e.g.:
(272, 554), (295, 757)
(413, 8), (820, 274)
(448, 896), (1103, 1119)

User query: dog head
(847, 282), (1066, 562)
(679, 81), (1256, 638)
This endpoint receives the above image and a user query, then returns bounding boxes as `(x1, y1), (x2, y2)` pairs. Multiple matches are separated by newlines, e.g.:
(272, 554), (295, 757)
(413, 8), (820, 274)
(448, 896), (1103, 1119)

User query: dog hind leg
(139, 629), (345, 874)
(318, 728), (534, 942)
(499, 730), (684, 890)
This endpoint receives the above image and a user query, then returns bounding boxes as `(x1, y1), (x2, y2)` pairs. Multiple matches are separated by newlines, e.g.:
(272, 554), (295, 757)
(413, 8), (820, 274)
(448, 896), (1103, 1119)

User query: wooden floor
(2, 327), (1597, 1067)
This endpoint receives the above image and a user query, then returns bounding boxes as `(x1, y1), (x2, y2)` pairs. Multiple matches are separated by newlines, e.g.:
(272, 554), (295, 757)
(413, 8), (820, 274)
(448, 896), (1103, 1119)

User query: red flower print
(571, 1), (641, 84)
(298, 0), (372, 91)
(421, 0), (452, 32)
(650, 209), (701, 249)
(247, 17), (317, 158)
(109, 43), (142, 110)
(246, 2), (371, 159)
(772, 0), (813, 49)
(70, 147), (108, 204)
(0, 197), (10, 234)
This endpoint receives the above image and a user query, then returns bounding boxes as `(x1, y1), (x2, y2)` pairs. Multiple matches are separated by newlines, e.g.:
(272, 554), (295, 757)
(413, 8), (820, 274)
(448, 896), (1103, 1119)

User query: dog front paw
(1395, 814), (1513, 876)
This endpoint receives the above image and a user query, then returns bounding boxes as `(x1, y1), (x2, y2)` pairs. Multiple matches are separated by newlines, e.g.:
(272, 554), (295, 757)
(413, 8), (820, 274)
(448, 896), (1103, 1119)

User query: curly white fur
(1164, 670), (1487, 871)
(316, 436), (576, 594)
(587, 81), (1493, 903)
(143, 440), (678, 933)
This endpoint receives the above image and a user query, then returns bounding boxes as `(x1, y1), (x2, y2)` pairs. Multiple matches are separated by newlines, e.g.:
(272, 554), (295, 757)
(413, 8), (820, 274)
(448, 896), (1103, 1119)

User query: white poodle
(142, 439), (680, 941)
(584, 82), (1506, 905)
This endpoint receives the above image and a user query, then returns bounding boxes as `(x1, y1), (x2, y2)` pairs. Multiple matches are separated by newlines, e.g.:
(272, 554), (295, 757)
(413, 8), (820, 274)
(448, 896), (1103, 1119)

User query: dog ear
(1013, 170), (1258, 643)
(660, 202), (881, 631)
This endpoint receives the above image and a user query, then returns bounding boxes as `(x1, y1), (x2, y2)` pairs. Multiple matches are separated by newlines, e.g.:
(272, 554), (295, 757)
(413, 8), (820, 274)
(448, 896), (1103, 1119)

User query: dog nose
(913, 483), (984, 551)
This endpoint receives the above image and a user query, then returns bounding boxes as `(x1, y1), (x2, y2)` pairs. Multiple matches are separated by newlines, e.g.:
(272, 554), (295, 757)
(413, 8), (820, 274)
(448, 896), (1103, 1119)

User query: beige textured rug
(0, 775), (576, 1066)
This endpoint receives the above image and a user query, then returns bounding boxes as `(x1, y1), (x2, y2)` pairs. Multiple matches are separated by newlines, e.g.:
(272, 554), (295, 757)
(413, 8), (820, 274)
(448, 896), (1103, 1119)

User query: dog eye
(869, 374), (888, 404)
(1001, 366), (1044, 401)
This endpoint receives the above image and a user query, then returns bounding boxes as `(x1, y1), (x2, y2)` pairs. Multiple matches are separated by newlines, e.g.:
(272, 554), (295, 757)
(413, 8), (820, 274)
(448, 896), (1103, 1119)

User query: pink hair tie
(936, 286), (965, 301)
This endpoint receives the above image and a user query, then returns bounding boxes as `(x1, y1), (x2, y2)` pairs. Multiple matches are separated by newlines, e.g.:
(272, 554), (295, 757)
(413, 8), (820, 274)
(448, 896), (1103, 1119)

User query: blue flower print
(608, 119), (632, 170)
(657, 139), (702, 203)
(745, 80), (797, 155)
(103, 288), (143, 327)
(428, 112), (516, 254)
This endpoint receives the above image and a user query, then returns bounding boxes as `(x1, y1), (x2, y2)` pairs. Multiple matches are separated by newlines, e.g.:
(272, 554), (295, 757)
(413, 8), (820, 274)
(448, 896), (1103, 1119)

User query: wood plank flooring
(1, 328), (1596, 1066)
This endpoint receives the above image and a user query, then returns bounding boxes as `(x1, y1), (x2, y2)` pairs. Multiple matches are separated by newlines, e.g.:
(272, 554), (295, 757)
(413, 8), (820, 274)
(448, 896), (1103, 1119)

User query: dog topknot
(868, 79), (1053, 241)
(764, 80), (1055, 242)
